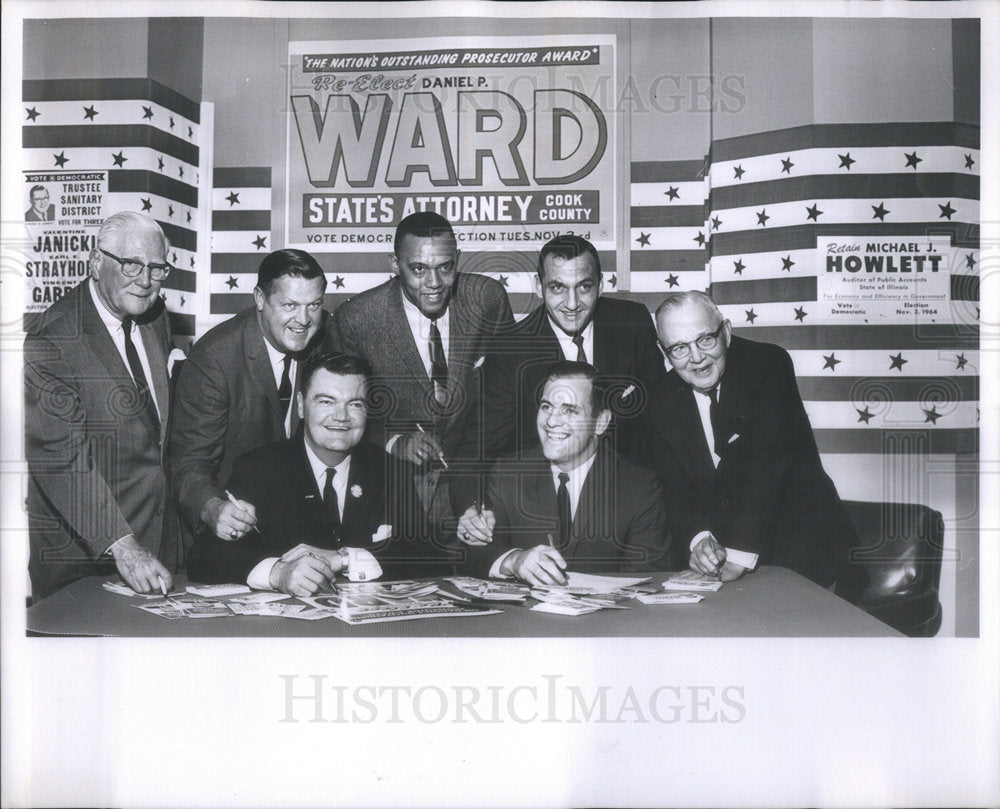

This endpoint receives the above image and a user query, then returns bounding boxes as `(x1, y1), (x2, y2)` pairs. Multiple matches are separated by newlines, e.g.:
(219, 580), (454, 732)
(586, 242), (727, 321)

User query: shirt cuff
(247, 558), (279, 590)
(688, 532), (759, 571)
(103, 533), (134, 556)
(489, 549), (519, 579)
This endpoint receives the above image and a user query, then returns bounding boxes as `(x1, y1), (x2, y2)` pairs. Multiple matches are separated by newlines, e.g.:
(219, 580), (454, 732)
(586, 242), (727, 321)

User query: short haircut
(256, 249), (327, 296)
(540, 360), (607, 415)
(393, 211), (455, 256)
(30, 185), (48, 199)
(301, 352), (372, 396)
(96, 211), (169, 255)
(655, 290), (723, 324)
(537, 235), (601, 280)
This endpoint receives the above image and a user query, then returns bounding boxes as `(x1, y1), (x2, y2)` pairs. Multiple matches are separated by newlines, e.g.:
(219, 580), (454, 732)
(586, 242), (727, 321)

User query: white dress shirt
(400, 288), (450, 379)
(548, 316), (594, 365)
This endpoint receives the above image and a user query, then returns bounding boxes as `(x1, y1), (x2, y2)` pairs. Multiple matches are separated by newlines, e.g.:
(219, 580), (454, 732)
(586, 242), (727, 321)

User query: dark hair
(537, 235), (601, 281)
(393, 211), (456, 256)
(30, 185), (47, 199)
(540, 360), (607, 414)
(256, 249), (327, 296)
(301, 352), (372, 395)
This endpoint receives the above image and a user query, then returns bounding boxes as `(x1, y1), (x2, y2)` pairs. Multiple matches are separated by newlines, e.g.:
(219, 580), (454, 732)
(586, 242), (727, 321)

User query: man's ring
(231, 529), (238, 538)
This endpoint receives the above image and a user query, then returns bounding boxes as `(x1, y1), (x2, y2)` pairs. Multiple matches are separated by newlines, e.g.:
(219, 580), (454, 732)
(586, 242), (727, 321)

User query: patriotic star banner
(284, 36), (616, 252)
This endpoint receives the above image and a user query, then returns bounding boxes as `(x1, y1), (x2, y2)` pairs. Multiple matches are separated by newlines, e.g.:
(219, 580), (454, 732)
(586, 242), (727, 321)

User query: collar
(546, 314), (594, 344)
(549, 448), (598, 486)
(400, 285), (450, 330)
(303, 437), (352, 485)
(88, 278), (125, 331)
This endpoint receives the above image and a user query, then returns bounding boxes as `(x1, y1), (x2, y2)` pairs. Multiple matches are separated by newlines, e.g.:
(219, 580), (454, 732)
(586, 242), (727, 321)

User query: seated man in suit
(455, 361), (670, 586)
(328, 211), (514, 537)
(186, 353), (451, 596)
(171, 249), (328, 543)
(645, 291), (857, 586)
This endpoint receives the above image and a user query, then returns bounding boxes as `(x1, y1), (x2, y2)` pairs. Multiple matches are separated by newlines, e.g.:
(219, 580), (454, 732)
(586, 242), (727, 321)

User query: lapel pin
(351, 484), (362, 498)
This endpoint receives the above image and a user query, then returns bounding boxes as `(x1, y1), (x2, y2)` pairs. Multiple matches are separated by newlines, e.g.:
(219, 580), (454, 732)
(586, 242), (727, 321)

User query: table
(26, 567), (902, 637)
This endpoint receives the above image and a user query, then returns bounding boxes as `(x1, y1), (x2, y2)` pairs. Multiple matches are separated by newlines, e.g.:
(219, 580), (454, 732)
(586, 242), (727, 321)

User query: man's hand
(456, 506), (496, 545)
(110, 535), (172, 594)
(202, 495), (258, 540)
(269, 553), (336, 597)
(280, 543), (347, 575)
(502, 545), (568, 586)
(689, 535), (746, 582)
(391, 432), (445, 468)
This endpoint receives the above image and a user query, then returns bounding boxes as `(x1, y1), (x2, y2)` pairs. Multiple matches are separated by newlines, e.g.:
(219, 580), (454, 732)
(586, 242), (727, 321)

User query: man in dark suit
(25, 185), (55, 221)
(645, 291), (857, 587)
(25, 211), (179, 599)
(328, 211), (514, 535)
(171, 249), (327, 543)
(478, 235), (664, 469)
(186, 354), (450, 595)
(456, 362), (670, 586)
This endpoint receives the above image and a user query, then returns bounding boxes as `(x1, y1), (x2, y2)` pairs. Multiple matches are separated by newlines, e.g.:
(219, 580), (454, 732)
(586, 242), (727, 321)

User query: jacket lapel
(385, 281), (436, 402)
(138, 317), (170, 448)
(244, 313), (284, 429)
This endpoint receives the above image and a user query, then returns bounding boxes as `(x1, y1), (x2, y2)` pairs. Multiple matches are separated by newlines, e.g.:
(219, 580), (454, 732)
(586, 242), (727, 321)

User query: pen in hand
(158, 575), (169, 597)
(225, 489), (260, 533)
(416, 423), (449, 469)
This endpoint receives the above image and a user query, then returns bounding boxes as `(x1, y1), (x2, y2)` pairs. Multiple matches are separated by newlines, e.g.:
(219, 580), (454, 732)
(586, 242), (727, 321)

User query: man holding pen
(456, 361), (670, 586)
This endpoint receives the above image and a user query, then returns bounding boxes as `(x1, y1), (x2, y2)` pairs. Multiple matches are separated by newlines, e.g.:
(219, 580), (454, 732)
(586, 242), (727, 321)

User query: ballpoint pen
(225, 489), (261, 533)
(415, 423), (448, 469)
(158, 576), (169, 597)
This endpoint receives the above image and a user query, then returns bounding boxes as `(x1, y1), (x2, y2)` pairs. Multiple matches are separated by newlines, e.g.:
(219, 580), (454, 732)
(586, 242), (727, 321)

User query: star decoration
(889, 352), (908, 371)
(636, 232), (651, 247)
(838, 152), (856, 170)
(333, 276), (346, 289)
(733, 259), (745, 275)
(225, 276), (239, 290)
(665, 186), (680, 201)
(938, 201), (956, 220)
(172, 252), (178, 264)
(822, 353), (841, 371)
(923, 406), (941, 424)
(756, 209), (769, 226)
(745, 308), (757, 324)
(188, 126), (193, 138)
(167, 204), (175, 218)
(965, 253), (976, 269)
(665, 274), (680, 288)
(964, 153), (975, 170)
(711, 216), (722, 231)
(53, 151), (69, 167)
(25, 106), (40, 121)
(140, 198), (153, 212)
(142, 106), (154, 119)
(111, 151), (127, 167)
(252, 235), (267, 250)
(781, 256), (795, 272)
(169, 115), (175, 130)
(180, 296), (186, 307)
(186, 211), (192, 223)
(497, 274), (509, 287)
(83, 105), (99, 120)
(955, 353), (968, 370)
(904, 151), (922, 169)
(226, 191), (241, 206)
(693, 231), (706, 246)
(793, 307), (807, 322)
(189, 256), (196, 268)
(871, 202), (889, 221)
(733, 165), (745, 180)
(856, 406), (874, 424)
(608, 274), (618, 289)
(157, 156), (165, 171)
(806, 204), (823, 221)
(178, 166), (184, 178)
(780, 157), (794, 174)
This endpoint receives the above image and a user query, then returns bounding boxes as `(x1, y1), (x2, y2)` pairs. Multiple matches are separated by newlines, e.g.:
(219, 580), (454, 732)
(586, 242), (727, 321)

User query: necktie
(323, 467), (341, 531)
(278, 355), (293, 418)
(556, 472), (571, 547)
(121, 318), (160, 433)
(707, 386), (726, 458)
(572, 332), (587, 364)
(428, 319), (448, 404)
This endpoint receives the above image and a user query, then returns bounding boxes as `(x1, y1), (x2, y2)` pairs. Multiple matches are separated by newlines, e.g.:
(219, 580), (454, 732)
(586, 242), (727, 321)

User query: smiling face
(299, 369), (368, 467)
(536, 253), (601, 336)
(254, 275), (326, 355)
(30, 188), (50, 216)
(536, 375), (610, 471)
(392, 233), (459, 319)
(655, 300), (732, 393)
(90, 226), (166, 320)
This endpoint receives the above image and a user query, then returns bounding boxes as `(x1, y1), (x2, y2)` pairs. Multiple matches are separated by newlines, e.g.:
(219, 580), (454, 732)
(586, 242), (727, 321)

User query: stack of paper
(662, 570), (724, 592)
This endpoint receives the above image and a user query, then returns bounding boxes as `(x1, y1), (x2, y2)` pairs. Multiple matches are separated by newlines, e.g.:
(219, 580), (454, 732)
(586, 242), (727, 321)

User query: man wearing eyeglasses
(646, 291), (855, 587)
(25, 185), (54, 221)
(25, 211), (180, 600)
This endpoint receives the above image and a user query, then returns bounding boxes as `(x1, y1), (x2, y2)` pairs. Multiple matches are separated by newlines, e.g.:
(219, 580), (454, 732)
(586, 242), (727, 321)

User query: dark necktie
(121, 318), (160, 433)
(278, 355), (293, 418)
(707, 386), (726, 458)
(429, 319), (448, 404)
(572, 332), (587, 364)
(556, 471), (571, 547)
(323, 467), (341, 531)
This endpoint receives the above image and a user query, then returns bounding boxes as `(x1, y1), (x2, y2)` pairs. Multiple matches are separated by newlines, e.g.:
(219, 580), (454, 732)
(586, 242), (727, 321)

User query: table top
(26, 567), (902, 638)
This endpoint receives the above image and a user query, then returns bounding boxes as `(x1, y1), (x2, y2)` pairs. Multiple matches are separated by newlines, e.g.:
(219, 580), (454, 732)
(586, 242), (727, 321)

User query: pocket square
(304, 494), (317, 500)
(371, 524), (393, 542)
(728, 433), (740, 444)
(473, 355), (485, 369)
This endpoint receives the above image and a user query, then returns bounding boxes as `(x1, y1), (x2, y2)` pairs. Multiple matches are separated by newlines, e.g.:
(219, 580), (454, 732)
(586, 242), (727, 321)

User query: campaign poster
(285, 35), (617, 251)
(23, 171), (108, 312)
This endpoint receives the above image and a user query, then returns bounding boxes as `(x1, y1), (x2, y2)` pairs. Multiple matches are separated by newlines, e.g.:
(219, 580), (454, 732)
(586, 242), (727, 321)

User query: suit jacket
(479, 296), (665, 464)
(170, 307), (326, 533)
(464, 443), (671, 580)
(643, 336), (856, 587)
(26, 206), (54, 222)
(186, 436), (453, 584)
(24, 280), (178, 600)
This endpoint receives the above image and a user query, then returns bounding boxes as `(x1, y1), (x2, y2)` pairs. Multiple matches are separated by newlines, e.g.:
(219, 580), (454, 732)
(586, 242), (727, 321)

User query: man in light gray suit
(328, 212), (514, 535)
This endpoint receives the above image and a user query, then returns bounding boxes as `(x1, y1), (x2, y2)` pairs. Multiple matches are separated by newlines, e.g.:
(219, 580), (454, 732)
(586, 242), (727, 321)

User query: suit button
(722, 499), (731, 509)
(157, 507), (164, 515)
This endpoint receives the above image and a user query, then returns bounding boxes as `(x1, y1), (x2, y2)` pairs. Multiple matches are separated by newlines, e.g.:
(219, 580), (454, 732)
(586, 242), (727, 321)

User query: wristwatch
(336, 547), (350, 574)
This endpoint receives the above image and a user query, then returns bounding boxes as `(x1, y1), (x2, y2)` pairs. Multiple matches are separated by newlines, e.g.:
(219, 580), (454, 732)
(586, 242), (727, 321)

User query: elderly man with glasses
(24, 211), (180, 600)
(645, 290), (856, 587)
